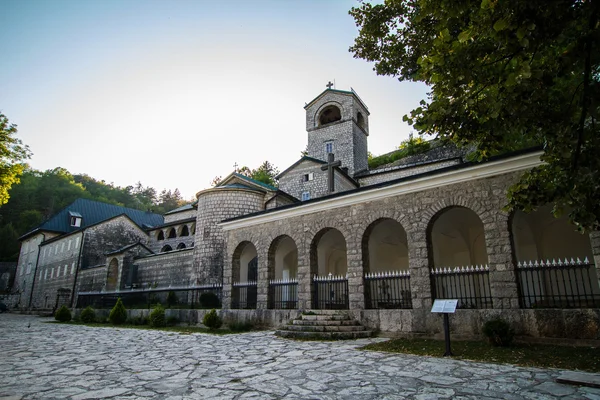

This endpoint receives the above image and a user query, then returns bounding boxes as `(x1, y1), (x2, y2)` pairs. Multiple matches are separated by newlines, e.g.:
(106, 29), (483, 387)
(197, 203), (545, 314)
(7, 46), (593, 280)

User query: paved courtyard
(0, 314), (598, 399)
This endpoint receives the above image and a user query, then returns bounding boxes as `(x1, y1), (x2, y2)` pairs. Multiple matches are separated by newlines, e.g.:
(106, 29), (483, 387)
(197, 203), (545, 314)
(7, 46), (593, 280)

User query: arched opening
(168, 228), (176, 239)
(310, 228), (348, 309)
(511, 206), (598, 308)
(106, 258), (119, 291)
(231, 241), (258, 309)
(357, 112), (366, 130)
(362, 218), (411, 309)
(160, 245), (173, 252)
(191, 224), (196, 235)
(428, 207), (491, 308)
(157, 231), (164, 241)
(180, 225), (189, 237)
(176, 243), (186, 250)
(318, 105), (342, 126)
(267, 235), (298, 309)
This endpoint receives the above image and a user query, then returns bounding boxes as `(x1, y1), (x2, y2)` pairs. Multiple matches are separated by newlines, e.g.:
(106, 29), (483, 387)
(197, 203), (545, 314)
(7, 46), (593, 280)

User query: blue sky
(1, 0), (428, 200)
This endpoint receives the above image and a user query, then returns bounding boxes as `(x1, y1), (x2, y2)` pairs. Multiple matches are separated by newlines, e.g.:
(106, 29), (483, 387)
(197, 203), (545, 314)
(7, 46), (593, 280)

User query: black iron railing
(430, 265), (493, 309)
(516, 258), (600, 308)
(76, 284), (222, 309)
(364, 270), (412, 309)
(268, 278), (298, 309)
(231, 281), (257, 309)
(312, 274), (348, 310)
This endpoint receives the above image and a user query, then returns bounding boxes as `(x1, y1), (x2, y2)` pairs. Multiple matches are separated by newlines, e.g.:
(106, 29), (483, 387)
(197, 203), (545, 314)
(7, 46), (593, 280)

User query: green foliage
(237, 161), (279, 187)
(482, 318), (515, 347)
(227, 320), (255, 332)
(54, 305), (72, 322)
(368, 135), (432, 169)
(109, 298), (127, 325)
(350, 0), (600, 231)
(166, 316), (179, 326)
(0, 223), (19, 261)
(149, 304), (166, 327)
(128, 315), (148, 326)
(199, 292), (221, 309)
(166, 291), (178, 308)
(79, 306), (96, 323)
(0, 113), (31, 206)
(202, 309), (222, 330)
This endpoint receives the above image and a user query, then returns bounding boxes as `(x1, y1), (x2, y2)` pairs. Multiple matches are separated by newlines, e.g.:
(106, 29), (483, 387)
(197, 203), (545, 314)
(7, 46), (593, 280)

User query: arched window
(357, 112), (366, 130)
(176, 243), (186, 250)
(180, 225), (189, 237)
(318, 105), (341, 126)
(167, 228), (176, 239)
(161, 245), (172, 252)
(157, 231), (164, 241)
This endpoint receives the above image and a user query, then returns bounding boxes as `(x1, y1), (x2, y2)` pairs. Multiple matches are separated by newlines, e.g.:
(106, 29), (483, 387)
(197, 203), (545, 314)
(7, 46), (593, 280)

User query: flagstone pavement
(0, 313), (598, 400)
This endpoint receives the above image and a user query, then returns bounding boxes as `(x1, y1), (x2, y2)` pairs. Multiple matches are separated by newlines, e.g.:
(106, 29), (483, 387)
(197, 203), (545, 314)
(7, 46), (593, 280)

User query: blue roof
(20, 198), (164, 240)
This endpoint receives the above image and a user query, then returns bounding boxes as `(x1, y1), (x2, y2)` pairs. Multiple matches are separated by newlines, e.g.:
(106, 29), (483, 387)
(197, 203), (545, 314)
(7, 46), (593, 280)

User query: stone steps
(275, 310), (373, 340)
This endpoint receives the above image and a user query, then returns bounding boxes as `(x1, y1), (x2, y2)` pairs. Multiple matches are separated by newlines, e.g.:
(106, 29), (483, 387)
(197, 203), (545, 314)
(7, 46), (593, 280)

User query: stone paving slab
(1, 314), (599, 399)
(557, 371), (600, 389)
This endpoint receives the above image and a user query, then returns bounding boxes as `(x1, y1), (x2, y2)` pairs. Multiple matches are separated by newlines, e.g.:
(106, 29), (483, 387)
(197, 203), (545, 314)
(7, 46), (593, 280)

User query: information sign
(431, 299), (458, 313)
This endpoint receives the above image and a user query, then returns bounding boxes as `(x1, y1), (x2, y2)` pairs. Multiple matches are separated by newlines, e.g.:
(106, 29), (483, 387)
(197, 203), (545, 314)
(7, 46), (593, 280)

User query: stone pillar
(297, 233), (311, 310)
(347, 233), (364, 310)
(406, 225), (432, 310)
(256, 247), (268, 310)
(222, 250), (233, 310)
(484, 210), (520, 309)
(589, 231), (600, 289)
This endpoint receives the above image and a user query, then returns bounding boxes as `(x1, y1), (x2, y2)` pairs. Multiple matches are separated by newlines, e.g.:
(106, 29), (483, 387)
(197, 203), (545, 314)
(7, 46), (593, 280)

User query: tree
(251, 161), (279, 187)
(350, 0), (600, 231)
(0, 113), (31, 205)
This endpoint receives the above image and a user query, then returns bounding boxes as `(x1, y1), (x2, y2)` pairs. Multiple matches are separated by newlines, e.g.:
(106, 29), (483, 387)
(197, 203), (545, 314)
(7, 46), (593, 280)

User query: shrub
(199, 292), (220, 309)
(166, 316), (179, 326)
(149, 304), (166, 327)
(128, 316), (148, 326)
(54, 305), (72, 322)
(228, 320), (254, 332)
(166, 291), (178, 307)
(109, 298), (127, 325)
(80, 306), (96, 323)
(482, 318), (515, 347)
(203, 309), (222, 330)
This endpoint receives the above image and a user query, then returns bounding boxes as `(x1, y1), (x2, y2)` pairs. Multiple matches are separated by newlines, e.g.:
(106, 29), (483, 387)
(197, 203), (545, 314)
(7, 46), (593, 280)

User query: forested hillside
(0, 167), (188, 261)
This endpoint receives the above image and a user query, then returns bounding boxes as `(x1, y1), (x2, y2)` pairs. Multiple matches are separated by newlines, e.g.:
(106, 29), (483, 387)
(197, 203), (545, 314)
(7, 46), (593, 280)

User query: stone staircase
(275, 310), (373, 340)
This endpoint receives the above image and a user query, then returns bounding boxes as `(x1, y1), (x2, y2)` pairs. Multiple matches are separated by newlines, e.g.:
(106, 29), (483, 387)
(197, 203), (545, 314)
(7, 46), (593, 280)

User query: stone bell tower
(304, 85), (370, 176)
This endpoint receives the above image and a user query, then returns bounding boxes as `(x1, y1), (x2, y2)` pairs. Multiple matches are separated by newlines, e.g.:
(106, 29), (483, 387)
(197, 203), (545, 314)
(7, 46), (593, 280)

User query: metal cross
(326, 81), (334, 89)
(233, 162), (238, 172)
(321, 153), (341, 193)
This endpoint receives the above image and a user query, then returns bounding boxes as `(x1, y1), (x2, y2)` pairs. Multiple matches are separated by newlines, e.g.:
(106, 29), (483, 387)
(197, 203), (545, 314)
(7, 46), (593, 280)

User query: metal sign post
(431, 299), (458, 356)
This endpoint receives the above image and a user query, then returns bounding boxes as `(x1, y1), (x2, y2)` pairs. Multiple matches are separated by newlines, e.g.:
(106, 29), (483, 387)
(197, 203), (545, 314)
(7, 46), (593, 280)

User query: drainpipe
(28, 233), (46, 309)
(69, 231), (86, 308)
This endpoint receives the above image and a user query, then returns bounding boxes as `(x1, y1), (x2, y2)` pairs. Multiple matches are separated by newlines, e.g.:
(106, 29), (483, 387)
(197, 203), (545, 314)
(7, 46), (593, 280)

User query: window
(70, 216), (82, 227)
(67, 240), (71, 251)
(71, 262), (76, 275)
(75, 237), (80, 249)
(303, 172), (314, 182)
(157, 231), (165, 241)
(61, 242), (65, 252)
(54, 245), (58, 255)
(26, 263), (32, 274)
(44, 269), (48, 280)
(168, 228), (176, 239)
(56, 267), (60, 278)
(50, 268), (54, 279)
(325, 141), (333, 155)
(64, 264), (68, 276)
(302, 192), (311, 201)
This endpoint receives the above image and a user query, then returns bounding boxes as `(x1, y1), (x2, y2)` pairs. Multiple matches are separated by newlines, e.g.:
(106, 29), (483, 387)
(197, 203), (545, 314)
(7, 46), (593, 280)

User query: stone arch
(160, 245), (173, 253)
(231, 241), (258, 309)
(427, 206), (488, 268)
(267, 235), (298, 281)
(179, 225), (190, 237)
(106, 258), (119, 291)
(167, 228), (177, 239)
(176, 243), (186, 250)
(310, 227), (348, 277)
(157, 231), (164, 241)
(362, 218), (409, 274)
(191, 224), (196, 235)
(317, 104), (342, 127)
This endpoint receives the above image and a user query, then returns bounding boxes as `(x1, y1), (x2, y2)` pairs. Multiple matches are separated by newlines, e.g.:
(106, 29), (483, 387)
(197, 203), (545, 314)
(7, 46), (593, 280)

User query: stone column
(297, 234), (312, 310)
(484, 210), (520, 309)
(406, 225), (432, 310)
(221, 251), (233, 310)
(256, 246), (269, 310)
(347, 233), (364, 310)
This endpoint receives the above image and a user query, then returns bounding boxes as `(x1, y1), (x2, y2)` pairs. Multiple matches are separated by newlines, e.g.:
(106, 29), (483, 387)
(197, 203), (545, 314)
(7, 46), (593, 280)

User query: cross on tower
(326, 81), (334, 89)
(233, 162), (238, 172)
(321, 153), (341, 193)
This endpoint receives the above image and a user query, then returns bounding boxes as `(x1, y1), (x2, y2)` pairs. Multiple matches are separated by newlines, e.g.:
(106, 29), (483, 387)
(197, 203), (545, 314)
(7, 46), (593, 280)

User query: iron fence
(516, 258), (600, 308)
(312, 274), (348, 310)
(268, 278), (298, 309)
(76, 284), (222, 309)
(430, 265), (493, 309)
(231, 281), (257, 309)
(365, 270), (412, 309)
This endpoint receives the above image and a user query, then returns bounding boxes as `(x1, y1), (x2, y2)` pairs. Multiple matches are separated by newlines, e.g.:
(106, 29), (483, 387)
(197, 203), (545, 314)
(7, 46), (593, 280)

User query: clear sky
(0, 0), (428, 201)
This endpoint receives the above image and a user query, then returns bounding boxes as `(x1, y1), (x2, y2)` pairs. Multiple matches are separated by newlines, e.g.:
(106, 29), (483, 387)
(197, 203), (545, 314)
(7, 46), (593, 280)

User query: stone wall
(164, 209), (196, 224)
(358, 159), (462, 186)
(148, 219), (195, 253)
(278, 160), (357, 201)
(77, 266), (107, 295)
(133, 248), (194, 288)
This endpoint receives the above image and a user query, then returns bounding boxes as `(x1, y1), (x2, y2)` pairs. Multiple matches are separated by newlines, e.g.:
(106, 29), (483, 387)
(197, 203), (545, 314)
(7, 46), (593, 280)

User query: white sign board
(431, 299), (458, 313)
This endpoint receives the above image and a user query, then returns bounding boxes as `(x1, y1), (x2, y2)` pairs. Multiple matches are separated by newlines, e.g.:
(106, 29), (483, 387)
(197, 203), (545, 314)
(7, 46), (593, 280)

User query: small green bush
(228, 320), (254, 332)
(79, 306), (96, 323)
(199, 292), (220, 309)
(109, 298), (127, 325)
(166, 291), (178, 307)
(54, 305), (72, 322)
(149, 304), (166, 327)
(203, 309), (222, 330)
(128, 316), (148, 326)
(166, 316), (179, 326)
(482, 318), (515, 347)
